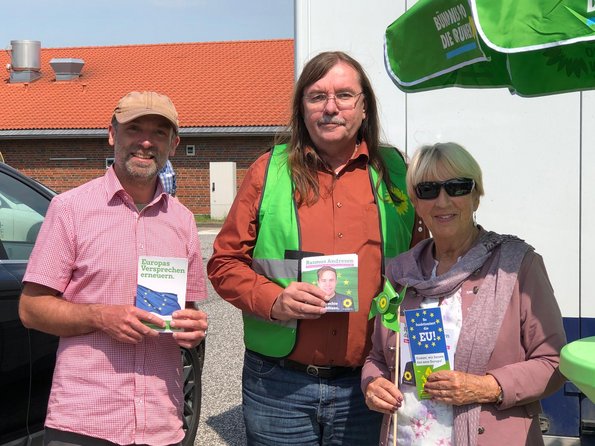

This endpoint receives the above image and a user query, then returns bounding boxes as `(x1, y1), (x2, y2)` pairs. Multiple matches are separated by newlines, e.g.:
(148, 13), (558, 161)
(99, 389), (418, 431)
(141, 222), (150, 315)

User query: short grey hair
(406, 142), (484, 199)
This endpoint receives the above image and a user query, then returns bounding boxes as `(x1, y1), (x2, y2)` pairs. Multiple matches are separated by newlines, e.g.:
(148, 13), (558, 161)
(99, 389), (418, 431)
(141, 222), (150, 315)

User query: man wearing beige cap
(19, 91), (208, 446)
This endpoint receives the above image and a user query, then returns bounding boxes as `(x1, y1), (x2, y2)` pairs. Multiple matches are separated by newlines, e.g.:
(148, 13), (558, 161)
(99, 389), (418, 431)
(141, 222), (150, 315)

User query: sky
(1, 0), (294, 48)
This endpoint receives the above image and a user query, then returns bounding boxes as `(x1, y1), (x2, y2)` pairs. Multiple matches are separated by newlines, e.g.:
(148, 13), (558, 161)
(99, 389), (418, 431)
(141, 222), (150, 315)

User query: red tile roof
(0, 39), (294, 131)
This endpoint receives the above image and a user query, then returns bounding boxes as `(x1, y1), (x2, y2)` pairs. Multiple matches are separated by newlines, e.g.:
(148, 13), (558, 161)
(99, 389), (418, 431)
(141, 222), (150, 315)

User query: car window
(0, 171), (50, 260)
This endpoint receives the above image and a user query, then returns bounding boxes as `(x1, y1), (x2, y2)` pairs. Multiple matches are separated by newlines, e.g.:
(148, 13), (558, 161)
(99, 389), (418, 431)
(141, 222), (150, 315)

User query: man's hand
(364, 377), (403, 414)
(98, 304), (163, 344)
(270, 282), (330, 321)
(171, 308), (208, 349)
(424, 370), (501, 405)
(19, 283), (164, 341)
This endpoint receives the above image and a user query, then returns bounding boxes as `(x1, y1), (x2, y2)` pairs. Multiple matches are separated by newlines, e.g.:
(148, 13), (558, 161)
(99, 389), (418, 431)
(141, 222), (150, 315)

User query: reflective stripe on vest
(252, 258), (299, 282)
(245, 144), (414, 358)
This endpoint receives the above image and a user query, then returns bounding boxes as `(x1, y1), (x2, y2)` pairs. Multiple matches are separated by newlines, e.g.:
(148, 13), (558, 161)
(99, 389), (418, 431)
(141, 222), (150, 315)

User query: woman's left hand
(424, 370), (501, 406)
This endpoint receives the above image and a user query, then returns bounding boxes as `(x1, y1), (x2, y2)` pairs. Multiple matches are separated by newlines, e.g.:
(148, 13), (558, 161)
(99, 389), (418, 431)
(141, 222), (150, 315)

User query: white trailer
(295, 0), (595, 442)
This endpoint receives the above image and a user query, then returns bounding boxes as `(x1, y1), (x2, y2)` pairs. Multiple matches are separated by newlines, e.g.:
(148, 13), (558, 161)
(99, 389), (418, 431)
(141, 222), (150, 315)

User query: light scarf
(388, 229), (531, 446)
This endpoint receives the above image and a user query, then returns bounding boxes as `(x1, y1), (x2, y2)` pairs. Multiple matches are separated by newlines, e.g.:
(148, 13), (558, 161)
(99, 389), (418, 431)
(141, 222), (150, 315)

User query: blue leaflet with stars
(136, 256), (188, 332)
(404, 307), (451, 399)
(136, 284), (181, 316)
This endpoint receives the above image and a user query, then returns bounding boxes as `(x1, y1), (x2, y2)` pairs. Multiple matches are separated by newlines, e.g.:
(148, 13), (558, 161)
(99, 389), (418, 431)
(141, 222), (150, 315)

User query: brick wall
(0, 135), (276, 215)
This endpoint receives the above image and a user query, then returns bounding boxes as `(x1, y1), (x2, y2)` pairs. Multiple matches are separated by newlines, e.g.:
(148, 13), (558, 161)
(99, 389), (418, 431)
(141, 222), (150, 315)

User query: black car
(0, 162), (203, 446)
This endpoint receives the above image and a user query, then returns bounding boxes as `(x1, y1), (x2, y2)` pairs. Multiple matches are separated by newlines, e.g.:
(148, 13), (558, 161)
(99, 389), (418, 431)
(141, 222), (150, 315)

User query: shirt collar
(104, 166), (168, 207)
(305, 139), (370, 170)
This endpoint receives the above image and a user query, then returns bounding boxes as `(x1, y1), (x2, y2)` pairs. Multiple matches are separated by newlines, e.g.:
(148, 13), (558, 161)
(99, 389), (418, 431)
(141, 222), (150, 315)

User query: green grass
(195, 215), (225, 224)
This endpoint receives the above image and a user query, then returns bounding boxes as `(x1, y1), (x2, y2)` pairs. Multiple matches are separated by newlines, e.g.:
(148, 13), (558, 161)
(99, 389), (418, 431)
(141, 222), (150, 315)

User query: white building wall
(295, 0), (588, 319)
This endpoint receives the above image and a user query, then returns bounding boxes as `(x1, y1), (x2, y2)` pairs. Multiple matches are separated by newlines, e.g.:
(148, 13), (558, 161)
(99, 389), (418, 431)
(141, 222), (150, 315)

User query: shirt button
(331, 329), (337, 336)
(338, 232), (343, 238)
(418, 226), (423, 232)
(337, 202), (342, 208)
(478, 426), (485, 434)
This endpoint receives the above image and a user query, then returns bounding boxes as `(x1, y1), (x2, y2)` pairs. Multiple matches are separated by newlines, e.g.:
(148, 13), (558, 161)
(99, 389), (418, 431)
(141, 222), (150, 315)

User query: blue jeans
(242, 351), (382, 446)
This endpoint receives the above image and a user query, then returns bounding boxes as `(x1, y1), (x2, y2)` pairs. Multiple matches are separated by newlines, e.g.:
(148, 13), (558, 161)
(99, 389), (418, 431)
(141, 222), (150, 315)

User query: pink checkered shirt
(24, 167), (207, 445)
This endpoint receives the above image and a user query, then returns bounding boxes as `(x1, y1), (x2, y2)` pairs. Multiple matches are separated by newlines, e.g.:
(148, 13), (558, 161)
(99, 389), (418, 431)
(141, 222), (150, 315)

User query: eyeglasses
(415, 178), (475, 200)
(303, 92), (364, 110)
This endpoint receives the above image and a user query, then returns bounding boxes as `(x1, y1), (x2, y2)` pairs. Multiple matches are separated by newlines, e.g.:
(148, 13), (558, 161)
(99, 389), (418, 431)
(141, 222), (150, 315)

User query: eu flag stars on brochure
(405, 307), (451, 399)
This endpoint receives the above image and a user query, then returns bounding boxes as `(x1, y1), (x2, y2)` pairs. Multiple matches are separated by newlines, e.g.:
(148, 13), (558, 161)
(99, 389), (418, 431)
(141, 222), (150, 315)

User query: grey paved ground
(196, 230), (247, 446)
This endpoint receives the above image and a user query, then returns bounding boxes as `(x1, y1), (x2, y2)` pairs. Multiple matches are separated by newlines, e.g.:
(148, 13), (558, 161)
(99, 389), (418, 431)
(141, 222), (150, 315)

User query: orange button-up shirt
(208, 142), (426, 367)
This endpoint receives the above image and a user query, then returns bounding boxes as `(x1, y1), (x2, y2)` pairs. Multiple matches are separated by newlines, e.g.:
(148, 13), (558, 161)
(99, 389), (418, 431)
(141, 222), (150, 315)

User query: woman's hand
(424, 370), (501, 406)
(364, 377), (404, 414)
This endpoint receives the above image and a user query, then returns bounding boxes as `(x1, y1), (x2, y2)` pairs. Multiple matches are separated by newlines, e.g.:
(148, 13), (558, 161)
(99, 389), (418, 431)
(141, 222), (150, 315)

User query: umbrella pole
(392, 316), (400, 446)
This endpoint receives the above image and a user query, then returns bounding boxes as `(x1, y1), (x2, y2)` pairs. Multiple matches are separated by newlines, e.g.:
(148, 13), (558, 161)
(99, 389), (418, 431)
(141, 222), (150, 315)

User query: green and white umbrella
(385, 0), (595, 96)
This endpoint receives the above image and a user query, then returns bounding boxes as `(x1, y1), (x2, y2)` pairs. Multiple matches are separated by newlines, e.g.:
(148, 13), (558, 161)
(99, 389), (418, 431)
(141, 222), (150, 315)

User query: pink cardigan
(361, 250), (567, 446)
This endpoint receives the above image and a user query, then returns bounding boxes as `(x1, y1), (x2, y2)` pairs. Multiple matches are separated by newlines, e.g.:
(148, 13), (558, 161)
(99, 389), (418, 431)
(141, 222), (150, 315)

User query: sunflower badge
(384, 185), (409, 216)
(368, 277), (407, 332)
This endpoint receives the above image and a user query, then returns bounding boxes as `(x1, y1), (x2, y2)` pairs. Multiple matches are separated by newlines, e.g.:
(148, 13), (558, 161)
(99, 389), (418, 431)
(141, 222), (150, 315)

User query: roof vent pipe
(8, 40), (42, 83)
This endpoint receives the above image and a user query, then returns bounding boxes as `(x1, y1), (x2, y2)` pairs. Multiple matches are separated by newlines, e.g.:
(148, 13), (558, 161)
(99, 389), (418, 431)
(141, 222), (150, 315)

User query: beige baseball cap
(113, 91), (179, 132)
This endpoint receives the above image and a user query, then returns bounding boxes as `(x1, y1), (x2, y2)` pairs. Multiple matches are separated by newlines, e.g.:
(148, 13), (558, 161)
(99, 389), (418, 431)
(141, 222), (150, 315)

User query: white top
(394, 263), (463, 446)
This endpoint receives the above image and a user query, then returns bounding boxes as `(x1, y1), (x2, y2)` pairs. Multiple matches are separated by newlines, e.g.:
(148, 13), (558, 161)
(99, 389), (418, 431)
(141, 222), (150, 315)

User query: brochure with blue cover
(136, 256), (188, 332)
(404, 307), (451, 398)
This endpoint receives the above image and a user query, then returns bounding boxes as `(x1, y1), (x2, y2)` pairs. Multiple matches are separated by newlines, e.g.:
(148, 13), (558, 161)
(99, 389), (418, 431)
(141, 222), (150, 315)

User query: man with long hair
(208, 52), (425, 445)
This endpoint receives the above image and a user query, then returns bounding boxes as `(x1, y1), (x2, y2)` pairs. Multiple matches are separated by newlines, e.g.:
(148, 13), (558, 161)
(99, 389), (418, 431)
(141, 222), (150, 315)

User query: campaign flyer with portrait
(136, 256), (188, 332)
(402, 307), (451, 399)
(301, 254), (358, 312)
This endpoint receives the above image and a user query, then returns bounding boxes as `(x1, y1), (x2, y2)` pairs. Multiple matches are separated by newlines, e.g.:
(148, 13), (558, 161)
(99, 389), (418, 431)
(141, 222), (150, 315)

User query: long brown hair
(275, 51), (391, 206)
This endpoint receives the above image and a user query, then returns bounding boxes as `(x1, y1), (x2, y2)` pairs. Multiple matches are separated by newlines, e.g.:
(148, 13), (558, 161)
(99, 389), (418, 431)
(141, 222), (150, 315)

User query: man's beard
(123, 155), (161, 181)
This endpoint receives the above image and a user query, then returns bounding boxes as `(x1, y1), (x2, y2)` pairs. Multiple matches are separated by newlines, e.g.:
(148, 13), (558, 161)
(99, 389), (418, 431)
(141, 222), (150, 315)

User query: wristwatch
(496, 384), (503, 405)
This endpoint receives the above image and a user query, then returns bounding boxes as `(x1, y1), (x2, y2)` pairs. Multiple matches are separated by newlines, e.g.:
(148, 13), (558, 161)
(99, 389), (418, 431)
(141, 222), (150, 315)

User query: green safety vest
(244, 144), (414, 357)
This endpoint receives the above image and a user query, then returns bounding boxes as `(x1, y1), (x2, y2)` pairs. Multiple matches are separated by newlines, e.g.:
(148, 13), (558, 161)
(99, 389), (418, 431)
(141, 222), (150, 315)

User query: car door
(0, 163), (56, 446)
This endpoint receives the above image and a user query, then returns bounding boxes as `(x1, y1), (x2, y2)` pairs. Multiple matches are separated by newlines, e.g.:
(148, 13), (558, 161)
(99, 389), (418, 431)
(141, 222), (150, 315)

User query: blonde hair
(407, 142), (484, 199)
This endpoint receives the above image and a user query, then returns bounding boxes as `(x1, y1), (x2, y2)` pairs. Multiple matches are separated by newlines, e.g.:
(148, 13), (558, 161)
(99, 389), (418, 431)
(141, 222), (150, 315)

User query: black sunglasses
(415, 178), (475, 200)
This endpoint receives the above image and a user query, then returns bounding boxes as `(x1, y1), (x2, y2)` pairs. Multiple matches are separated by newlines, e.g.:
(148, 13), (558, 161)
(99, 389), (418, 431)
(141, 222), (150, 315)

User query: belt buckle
(306, 365), (332, 377)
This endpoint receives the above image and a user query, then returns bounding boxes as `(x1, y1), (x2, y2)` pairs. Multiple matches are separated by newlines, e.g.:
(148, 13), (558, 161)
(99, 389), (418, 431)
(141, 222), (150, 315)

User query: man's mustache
(318, 116), (345, 125)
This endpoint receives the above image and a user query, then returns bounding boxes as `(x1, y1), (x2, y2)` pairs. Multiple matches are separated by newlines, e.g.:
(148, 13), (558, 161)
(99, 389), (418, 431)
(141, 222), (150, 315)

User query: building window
(106, 158), (115, 169)
(186, 145), (195, 156)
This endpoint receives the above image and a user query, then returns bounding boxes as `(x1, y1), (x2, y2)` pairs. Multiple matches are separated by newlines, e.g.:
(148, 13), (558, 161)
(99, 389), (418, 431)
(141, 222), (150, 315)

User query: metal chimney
(50, 58), (84, 81)
(8, 40), (42, 83)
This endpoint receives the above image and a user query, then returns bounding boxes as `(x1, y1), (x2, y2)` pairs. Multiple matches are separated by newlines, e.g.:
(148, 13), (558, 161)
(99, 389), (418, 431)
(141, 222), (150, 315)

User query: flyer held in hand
(404, 307), (451, 399)
(136, 256), (188, 332)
